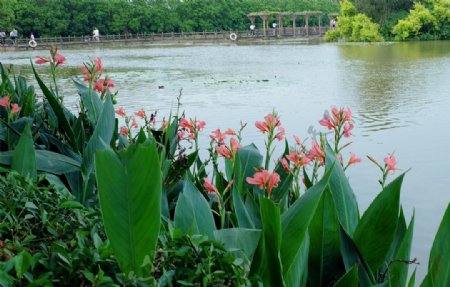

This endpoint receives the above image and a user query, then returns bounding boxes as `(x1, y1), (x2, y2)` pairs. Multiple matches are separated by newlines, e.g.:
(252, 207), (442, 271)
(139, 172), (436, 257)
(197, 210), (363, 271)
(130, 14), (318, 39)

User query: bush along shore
(0, 48), (449, 286)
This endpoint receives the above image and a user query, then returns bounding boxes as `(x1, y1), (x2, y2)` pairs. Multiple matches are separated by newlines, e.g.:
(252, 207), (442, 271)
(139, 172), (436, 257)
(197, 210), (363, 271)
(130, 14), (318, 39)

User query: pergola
(247, 11), (332, 37)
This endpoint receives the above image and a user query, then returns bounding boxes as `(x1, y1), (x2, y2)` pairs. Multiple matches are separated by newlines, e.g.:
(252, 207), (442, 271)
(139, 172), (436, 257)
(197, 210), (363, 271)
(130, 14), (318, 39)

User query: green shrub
(0, 172), (126, 286)
(154, 233), (253, 286)
(325, 0), (384, 42)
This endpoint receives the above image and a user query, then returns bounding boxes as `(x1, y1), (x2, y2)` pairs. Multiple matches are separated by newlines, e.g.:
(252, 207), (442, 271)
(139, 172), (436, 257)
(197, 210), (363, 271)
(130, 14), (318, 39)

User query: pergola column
(291, 15), (296, 36)
(277, 15), (284, 36)
(260, 15), (269, 37)
(305, 15), (310, 36)
(318, 15), (322, 35)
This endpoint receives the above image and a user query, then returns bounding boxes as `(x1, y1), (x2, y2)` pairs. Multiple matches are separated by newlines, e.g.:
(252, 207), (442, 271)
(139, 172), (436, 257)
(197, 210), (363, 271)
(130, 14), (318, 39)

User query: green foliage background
(1, 0), (339, 37)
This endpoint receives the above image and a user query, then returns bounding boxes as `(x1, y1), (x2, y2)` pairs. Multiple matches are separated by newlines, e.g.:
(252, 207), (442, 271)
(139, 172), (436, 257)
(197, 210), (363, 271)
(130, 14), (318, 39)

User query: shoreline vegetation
(1, 0), (449, 46)
(0, 47), (449, 286)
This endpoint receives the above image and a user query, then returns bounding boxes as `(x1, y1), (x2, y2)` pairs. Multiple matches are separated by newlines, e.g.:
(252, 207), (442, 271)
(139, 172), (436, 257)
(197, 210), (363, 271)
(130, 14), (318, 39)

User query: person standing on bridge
(0, 30), (6, 47)
(93, 27), (100, 41)
(250, 24), (255, 36)
(10, 28), (18, 46)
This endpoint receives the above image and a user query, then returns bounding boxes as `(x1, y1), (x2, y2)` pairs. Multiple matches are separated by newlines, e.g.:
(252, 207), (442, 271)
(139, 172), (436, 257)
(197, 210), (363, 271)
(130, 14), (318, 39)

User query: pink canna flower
(94, 78), (115, 93)
(286, 151), (300, 166)
(203, 178), (218, 194)
(54, 52), (66, 66)
(216, 145), (232, 159)
(115, 107), (126, 117)
(275, 126), (285, 141)
(280, 158), (290, 172)
(301, 154), (311, 165)
(343, 123), (354, 138)
(178, 130), (185, 140)
(35, 55), (50, 65)
(308, 140), (325, 162)
(319, 113), (336, 130)
(119, 126), (128, 136)
(134, 108), (146, 119)
(342, 107), (352, 122)
(224, 128), (236, 135)
(293, 135), (302, 146)
(0, 96), (10, 108)
(196, 120), (206, 131)
(384, 154), (398, 172)
(93, 57), (103, 73)
(331, 106), (340, 123)
(230, 138), (241, 151)
(10, 103), (21, 115)
(267, 172), (281, 195)
(179, 118), (194, 133)
(246, 170), (271, 190)
(246, 169), (280, 196)
(210, 129), (228, 144)
(348, 152), (362, 166)
(131, 117), (138, 129)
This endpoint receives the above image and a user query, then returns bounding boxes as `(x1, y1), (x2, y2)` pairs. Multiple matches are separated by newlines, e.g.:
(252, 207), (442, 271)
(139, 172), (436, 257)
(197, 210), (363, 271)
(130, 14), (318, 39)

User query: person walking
(250, 24), (255, 36)
(10, 28), (18, 46)
(92, 27), (100, 41)
(0, 30), (6, 46)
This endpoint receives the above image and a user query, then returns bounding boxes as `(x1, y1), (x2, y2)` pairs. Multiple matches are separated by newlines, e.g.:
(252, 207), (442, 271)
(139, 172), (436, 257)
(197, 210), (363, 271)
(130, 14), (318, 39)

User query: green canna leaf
(339, 225), (375, 286)
(174, 176), (216, 239)
(214, 228), (261, 260)
(233, 186), (255, 229)
(420, 203), (450, 287)
(234, 144), (263, 193)
(353, 173), (405, 272)
(249, 197), (285, 287)
(11, 124), (36, 179)
(95, 142), (161, 278)
(389, 211), (415, 287)
(308, 189), (344, 287)
(280, 165), (333, 287)
(333, 264), (359, 287)
(325, 143), (360, 235)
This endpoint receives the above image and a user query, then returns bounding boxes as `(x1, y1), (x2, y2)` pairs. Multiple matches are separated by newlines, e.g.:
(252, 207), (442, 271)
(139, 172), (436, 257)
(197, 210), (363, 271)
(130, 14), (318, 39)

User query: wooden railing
(5, 27), (330, 49)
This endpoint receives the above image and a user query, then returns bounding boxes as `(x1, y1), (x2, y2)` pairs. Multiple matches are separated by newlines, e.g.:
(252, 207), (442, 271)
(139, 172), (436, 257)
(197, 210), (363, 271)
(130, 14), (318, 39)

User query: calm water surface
(2, 41), (450, 282)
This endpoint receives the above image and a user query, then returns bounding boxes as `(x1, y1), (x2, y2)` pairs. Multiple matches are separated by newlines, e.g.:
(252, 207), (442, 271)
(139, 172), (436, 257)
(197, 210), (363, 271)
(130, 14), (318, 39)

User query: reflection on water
(1, 41), (450, 283)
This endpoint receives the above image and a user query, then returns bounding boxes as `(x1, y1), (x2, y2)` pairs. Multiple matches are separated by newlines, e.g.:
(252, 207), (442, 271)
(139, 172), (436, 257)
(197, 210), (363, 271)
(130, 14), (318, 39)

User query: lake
(1, 40), (450, 282)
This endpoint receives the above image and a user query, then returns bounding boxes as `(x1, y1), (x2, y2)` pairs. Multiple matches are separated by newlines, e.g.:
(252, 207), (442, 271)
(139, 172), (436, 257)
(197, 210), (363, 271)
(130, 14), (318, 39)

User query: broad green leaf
(339, 225), (375, 286)
(0, 270), (14, 286)
(0, 150), (80, 175)
(385, 208), (407, 266)
(281, 166), (333, 286)
(11, 124), (36, 179)
(214, 228), (261, 259)
(95, 142), (161, 278)
(80, 94), (115, 203)
(234, 144), (263, 193)
(31, 62), (78, 152)
(408, 269), (416, 287)
(233, 186), (255, 229)
(389, 212), (415, 287)
(353, 174), (404, 272)
(333, 264), (358, 287)
(174, 176), (216, 239)
(74, 80), (102, 124)
(14, 251), (33, 278)
(325, 143), (359, 235)
(284, 232), (310, 287)
(249, 197), (285, 287)
(421, 203), (450, 287)
(35, 150), (81, 174)
(308, 189), (344, 287)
